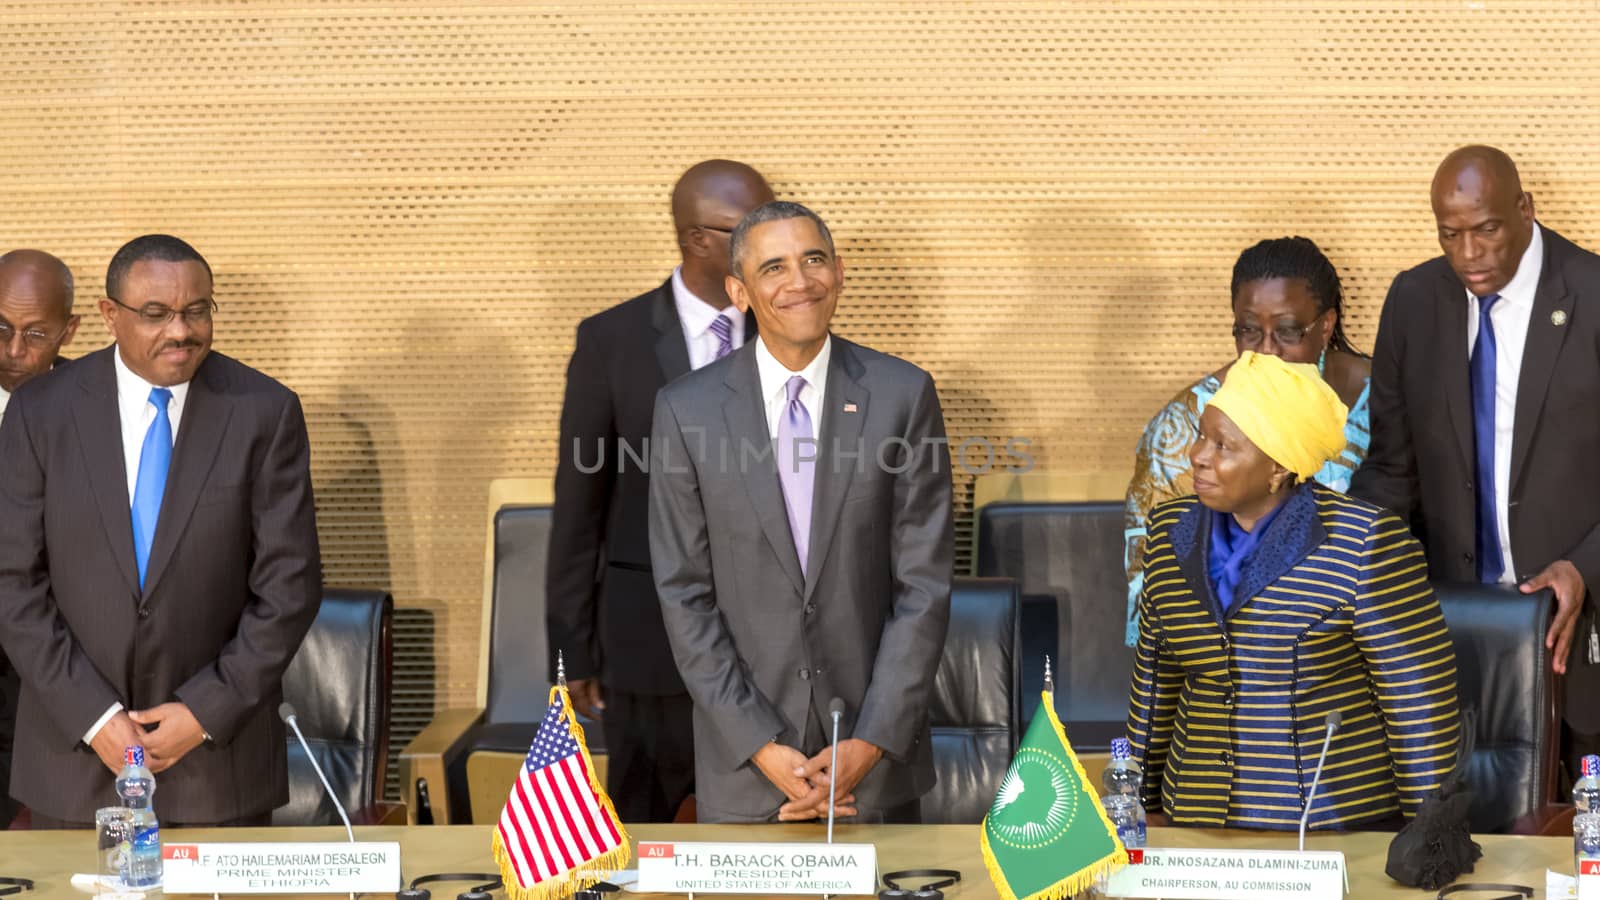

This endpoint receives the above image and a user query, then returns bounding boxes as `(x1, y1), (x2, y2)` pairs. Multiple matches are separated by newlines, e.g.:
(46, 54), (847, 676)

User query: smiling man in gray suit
(649, 200), (953, 824)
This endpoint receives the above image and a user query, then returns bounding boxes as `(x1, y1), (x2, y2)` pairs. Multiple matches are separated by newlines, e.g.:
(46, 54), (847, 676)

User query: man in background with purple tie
(1352, 145), (1600, 781)
(649, 200), (953, 823)
(0, 234), (321, 826)
(547, 160), (773, 823)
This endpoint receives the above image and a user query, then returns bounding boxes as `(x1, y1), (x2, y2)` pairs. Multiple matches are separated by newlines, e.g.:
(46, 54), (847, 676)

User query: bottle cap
(1584, 754), (1600, 778)
(125, 746), (145, 767)
(1110, 737), (1132, 760)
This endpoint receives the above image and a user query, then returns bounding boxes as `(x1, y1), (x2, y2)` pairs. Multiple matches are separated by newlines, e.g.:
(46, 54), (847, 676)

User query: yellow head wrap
(1207, 351), (1349, 481)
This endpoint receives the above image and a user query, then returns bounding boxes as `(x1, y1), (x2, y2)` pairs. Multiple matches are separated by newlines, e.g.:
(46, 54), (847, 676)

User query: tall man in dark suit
(0, 248), (80, 827)
(0, 234), (322, 826)
(547, 160), (773, 822)
(649, 201), (953, 823)
(1351, 146), (1600, 777)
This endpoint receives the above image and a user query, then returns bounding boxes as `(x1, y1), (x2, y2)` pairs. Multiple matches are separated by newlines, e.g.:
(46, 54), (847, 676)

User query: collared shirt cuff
(84, 703), (124, 746)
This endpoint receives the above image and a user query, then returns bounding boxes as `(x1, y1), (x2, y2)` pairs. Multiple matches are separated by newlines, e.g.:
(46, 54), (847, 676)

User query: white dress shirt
(85, 348), (194, 744)
(0, 386), (9, 426)
(754, 334), (831, 441)
(1465, 222), (1544, 583)
(673, 266), (746, 370)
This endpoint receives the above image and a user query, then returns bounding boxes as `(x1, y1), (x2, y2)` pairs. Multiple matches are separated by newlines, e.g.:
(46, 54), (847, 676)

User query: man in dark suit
(1351, 145), (1600, 777)
(649, 201), (953, 823)
(0, 234), (322, 826)
(0, 248), (80, 828)
(546, 160), (773, 822)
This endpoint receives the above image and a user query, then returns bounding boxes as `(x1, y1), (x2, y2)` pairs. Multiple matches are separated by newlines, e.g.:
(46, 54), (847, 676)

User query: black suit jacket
(546, 278), (756, 694)
(0, 347), (323, 821)
(1350, 225), (1600, 730)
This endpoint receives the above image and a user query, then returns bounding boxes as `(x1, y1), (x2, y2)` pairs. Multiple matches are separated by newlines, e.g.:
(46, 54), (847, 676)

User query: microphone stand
(1299, 711), (1343, 852)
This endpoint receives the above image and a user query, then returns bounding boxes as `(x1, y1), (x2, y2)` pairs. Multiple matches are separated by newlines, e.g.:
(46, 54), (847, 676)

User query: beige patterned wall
(5, 0), (1599, 795)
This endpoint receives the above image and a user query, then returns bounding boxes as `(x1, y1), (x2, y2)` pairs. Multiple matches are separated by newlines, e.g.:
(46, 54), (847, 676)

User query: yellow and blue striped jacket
(1126, 482), (1459, 830)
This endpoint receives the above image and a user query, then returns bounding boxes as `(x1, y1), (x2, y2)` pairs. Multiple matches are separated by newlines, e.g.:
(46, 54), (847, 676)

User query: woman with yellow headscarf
(1125, 351), (1460, 832)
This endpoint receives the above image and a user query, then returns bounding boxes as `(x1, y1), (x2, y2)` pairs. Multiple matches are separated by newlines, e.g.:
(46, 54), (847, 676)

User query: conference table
(0, 823), (1575, 898)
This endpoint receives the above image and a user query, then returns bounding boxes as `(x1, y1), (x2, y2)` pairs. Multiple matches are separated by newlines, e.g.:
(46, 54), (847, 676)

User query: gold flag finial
(1043, 654), (1054, 695)
(557, 650), (567, 688)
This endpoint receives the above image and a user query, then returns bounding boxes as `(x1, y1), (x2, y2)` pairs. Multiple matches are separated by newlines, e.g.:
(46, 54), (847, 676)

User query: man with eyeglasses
(547, 159), (774, 822)
(0, 248), (79, 828)
(0, 234), (321, 828)
(1352, 145), (1600, 783)
(0, 249), (79, 428)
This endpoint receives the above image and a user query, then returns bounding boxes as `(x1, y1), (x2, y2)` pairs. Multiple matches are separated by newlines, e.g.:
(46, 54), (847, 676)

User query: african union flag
(981, 692), (1128, 900)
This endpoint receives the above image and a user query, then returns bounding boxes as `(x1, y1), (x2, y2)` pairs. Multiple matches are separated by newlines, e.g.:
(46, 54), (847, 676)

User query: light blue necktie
(131, 387), (174, 588)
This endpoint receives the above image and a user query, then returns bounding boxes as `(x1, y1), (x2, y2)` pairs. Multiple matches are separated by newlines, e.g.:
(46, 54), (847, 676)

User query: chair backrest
(485, 505), (555, 724)
(920, 576), (1021, 824)
(974, 502), (1131, 748)
(276, 587), (393, 826)
(1435, 582), (1560, 834)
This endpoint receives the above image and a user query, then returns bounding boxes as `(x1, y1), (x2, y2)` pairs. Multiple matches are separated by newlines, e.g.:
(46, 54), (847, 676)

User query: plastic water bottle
(1575, 754), (1600, 813)
(1102, 737), (1147, 849)
(115, 747), (162, 888)
(1576, 811), (1600, 880)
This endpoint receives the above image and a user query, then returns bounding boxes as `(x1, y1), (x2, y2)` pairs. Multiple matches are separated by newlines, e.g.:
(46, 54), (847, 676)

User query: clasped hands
(753, 738), (884, 822)
(89, 703), (207, 775)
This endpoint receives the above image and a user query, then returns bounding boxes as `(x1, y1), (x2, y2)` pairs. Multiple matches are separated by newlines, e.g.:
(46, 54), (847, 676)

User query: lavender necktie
(776, 375), (815, 574)
(709, 313), (734, 360)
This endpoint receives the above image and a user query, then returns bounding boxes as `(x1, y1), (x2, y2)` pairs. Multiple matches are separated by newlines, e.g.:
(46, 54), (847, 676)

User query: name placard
(1579, 858), (1600, 900)
(160, 841), (401, 895)
(1101, 847), (1346, 899)
(636, 841), (877, 896)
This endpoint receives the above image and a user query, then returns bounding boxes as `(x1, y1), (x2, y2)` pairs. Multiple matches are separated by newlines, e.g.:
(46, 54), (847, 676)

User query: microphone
(280, 702), (356, 844)
(826, 697), (846, 845)
(1298, 709), (1343, 852)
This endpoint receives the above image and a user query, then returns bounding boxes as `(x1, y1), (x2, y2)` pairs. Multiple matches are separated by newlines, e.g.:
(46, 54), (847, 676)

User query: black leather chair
(920, 576), (1022, 824)
(401, 502), (611, 824)
(975, 502), (1131, 748)
(275, 587), (402, 826)
(1435, 582), (1568, 835)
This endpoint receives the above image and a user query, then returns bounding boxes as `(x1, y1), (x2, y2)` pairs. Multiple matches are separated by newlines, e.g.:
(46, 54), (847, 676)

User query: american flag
(492, 688), (629, 898)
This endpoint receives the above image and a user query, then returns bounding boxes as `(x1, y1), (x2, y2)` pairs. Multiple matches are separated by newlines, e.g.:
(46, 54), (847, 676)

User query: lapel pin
(842, 402), (858, 413)
(1552, 309), (1569, 326)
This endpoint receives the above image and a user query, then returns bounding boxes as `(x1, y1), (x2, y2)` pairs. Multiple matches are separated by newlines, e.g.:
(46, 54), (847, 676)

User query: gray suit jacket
(649, 335), (953, 822)
(0, 347), (322, 822)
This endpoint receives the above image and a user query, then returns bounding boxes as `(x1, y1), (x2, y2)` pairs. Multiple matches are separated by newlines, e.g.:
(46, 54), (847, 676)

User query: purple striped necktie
(709, 313), (734, 360)
(776, 375), (815, 574)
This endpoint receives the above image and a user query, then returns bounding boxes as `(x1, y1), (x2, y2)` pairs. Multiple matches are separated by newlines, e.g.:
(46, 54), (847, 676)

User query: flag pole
(1043, 654), (1054, 696)
(557, 650), (567, 688)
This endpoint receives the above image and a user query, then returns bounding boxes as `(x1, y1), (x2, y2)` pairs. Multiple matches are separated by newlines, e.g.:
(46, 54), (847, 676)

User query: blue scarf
(1207, 500), (1289, 617)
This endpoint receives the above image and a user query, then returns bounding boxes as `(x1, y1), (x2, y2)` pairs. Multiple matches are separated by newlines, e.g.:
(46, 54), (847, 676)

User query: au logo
(987, 747), (1076, 849)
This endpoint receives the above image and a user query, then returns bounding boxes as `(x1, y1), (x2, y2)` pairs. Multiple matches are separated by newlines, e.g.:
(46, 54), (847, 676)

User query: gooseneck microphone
(826, 697), (846, 845)
(1298, 709), (1343, 852)
(279, 702), (356, 843)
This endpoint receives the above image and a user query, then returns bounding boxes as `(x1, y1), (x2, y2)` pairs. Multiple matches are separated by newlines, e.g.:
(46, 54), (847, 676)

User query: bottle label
(134, 826), (160, 850)
(1117, 822), (1146, 849)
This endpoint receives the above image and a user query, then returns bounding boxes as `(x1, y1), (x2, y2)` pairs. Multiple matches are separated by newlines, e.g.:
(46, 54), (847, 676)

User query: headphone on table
(395, 872), (502, 900)
(880, 868), (960, 900)
(0, 877), (31, 896)
(1434, 885), (1533, 900)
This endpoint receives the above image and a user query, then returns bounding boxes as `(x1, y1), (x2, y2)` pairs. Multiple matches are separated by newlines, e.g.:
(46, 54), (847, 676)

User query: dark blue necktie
(131, 387), (174, 588)
(1470, 294), (1504, 583)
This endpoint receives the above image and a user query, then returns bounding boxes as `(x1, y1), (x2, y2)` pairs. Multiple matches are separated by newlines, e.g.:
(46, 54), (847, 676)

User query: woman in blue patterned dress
(1122, 237), (1371, 645)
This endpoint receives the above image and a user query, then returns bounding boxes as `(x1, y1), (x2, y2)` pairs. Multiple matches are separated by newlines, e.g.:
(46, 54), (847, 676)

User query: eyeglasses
(0, 320), (73, 351)
(1232, 320), (1319, 347)
(107, 296), (218, 328)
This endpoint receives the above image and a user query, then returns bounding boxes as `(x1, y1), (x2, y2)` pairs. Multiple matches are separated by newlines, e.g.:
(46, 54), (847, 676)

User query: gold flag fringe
(492, 686), (634, 900)
(978, 691), (1130, 900)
